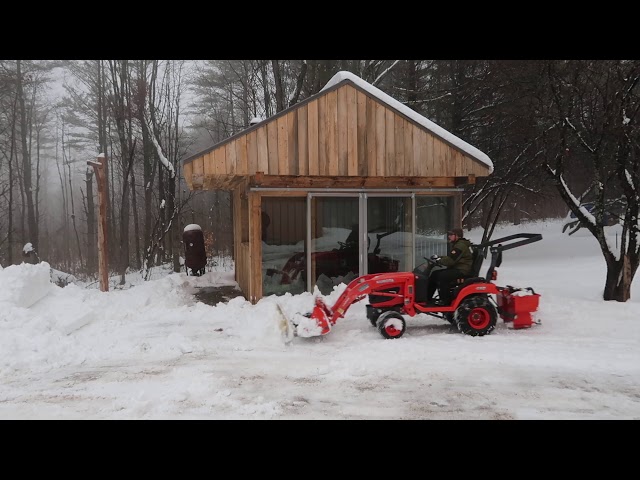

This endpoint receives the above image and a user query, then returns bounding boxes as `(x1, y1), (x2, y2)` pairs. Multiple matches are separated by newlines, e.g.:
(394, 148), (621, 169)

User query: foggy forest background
(1, 60), (638, 297)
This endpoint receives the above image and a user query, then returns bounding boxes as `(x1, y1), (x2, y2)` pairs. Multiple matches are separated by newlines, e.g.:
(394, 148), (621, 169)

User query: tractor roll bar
(472, 233), (543, 253)
(472, 233), (542, 280)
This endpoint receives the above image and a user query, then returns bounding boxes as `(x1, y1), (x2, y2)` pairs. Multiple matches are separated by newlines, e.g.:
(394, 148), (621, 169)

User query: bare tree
(540, 60), (640, 302)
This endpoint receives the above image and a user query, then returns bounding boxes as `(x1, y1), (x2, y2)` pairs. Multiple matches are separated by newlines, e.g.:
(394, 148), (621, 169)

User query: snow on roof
(322, 71), (494, 173)
(184, 224), (202, 232)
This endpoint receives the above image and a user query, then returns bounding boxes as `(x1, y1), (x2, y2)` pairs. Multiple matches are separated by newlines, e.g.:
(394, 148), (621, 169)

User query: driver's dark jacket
(438, 238), (473, 275)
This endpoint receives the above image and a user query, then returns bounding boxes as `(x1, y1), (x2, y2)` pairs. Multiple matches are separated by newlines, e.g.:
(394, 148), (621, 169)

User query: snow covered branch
(144, 112), (175, 178)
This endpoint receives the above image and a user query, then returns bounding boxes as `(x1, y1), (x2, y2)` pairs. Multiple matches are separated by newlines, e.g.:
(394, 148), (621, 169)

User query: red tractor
(292, 233), (542, 339)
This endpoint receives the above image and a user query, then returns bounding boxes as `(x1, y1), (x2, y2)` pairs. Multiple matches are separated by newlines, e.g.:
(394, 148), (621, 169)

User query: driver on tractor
(426, 228), (473, 305)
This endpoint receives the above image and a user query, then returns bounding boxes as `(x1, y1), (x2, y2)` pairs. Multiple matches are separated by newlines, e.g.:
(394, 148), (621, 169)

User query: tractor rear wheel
(455, 295), (497, 336)
(377, 311), (406, 339)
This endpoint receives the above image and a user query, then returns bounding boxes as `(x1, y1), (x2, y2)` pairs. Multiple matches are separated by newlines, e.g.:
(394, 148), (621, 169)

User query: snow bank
(0, 262), (54, 309)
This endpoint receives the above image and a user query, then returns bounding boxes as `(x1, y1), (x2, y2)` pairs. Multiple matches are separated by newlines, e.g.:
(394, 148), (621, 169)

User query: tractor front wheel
(377, 311), (406, 339)
(455, 295), (497, 336)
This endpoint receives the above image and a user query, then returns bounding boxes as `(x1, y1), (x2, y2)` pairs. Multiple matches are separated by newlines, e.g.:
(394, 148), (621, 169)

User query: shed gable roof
(182, 71), (493, 191)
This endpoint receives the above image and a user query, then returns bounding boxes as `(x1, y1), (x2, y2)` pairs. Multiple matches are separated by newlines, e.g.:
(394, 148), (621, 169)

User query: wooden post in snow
(88, 154), (109, 292)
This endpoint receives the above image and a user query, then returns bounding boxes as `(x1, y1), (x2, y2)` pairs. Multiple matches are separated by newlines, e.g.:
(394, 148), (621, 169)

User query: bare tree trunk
(289, 61), (307, 107)
(259, 61), (272, 118)
(55, 122), (69, 270)
(131, 166), (141, 270)
(16, 60), (38, 253)
(84, 168), (96, 274)
(271, 60), (285, 113)
(142, 118), (155, 270)
(6, 93), (18, 264)
(158, 165), (165, 264)
(97, 60), (112, 274)
(107, 60), (135, 285)
(604, 256), (639, 301)
(67, 158), (84, 271)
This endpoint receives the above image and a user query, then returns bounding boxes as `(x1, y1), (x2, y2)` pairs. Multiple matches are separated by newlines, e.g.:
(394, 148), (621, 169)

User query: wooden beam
(87, 154), (109, 292)
(249, 192), (262, 303)
(249, 174), (458, 189)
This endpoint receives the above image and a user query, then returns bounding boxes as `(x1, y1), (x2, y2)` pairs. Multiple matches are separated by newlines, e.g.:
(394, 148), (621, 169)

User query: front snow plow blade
(276, 297), (332, 341)
(296, 297), (332, 337)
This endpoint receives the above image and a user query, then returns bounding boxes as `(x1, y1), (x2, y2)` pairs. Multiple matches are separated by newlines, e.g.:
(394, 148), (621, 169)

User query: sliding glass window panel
(366, 196), (412, 274)
(262, 196), (307, 297)
(414, 195), (454, 267)
(310, 196), (360, 295)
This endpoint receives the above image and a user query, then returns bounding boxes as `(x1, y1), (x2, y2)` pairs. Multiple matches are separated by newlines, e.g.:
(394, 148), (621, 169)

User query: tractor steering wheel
(424, 256), (441, 267)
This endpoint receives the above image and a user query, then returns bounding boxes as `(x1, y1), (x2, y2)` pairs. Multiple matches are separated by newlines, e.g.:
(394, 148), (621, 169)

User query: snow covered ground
(1, 218), (639, 419)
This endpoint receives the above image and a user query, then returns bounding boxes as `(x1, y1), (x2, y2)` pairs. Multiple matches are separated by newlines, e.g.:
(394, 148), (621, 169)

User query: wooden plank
(249, 192), (262, 303)
(385, 107), (395, 176)
(447, 144), (458, 176)
(214, 145), (226, 175)
(434, 136), (445, 176)
(395, 115), (405, 176)
(202, 151), (214, 177)
(267, 120), (279, 175)
(237, 134), (248, 175)
(366, 96), (376, 176)
(192, 154), (204, 179)
(413, 128), (423, 176)
(255, 127), (267, 173)
(226, 141), (236, 175)
(326, 89), (338, 176)
(277, 115), (288, 175)
(356, 90), (367, 176)
(308, 100), (319, 175)
(297, 104), (308, 175)
(232, 188), (240, 283)
(249, 174), (457, 188)
(288, 110), (298, 175)
(403, 119), (413, 176)
(318, 95), (327, 175)
(421, 131), (431, 176)
(347, 85), (358, 176)
(375, 102), (386, 176)
(337, 86), (348, 176)
(247, 130), (258, 174)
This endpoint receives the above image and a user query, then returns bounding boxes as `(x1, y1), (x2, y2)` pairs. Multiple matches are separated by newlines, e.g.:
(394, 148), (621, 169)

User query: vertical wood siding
(186, 82), (491, 182)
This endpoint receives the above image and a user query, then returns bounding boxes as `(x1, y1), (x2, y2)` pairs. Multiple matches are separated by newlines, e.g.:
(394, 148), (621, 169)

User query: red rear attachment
(497, 287), (540, 329)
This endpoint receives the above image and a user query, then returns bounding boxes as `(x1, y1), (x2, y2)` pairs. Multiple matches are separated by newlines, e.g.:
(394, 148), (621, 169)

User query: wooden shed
(182, 71), (493, 303)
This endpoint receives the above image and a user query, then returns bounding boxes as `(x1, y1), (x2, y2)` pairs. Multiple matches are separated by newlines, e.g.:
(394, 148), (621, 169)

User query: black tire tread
(455, 295), (497, 336)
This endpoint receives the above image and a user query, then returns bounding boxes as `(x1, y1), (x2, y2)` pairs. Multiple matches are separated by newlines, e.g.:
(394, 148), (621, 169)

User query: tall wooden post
(88, 154), (109, 292)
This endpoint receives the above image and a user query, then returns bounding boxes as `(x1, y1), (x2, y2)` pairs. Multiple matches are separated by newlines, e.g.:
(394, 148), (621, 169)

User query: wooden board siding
(267, 121), (278, 175)
(277, 115), (288, 175)
(237, 134), (248, 175)
(375, 101), (385, 177)
(249, 192), (262, 303)
(184, 81), (492, 190)
(308, 99), (319, 176)
(356, 88), (366, 176)
(255, 127), (266, 173)
(385, 108), (395, 176)
(317, 95), (327, 176)
(326, 89), (338, 176)
(403, 118), (413, 176)
(337, 86), (348, 176)
(366, 95), (377, 176)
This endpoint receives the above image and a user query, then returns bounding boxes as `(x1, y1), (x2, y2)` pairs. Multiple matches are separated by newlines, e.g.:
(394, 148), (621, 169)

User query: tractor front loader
(286, 233), (542, 339)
